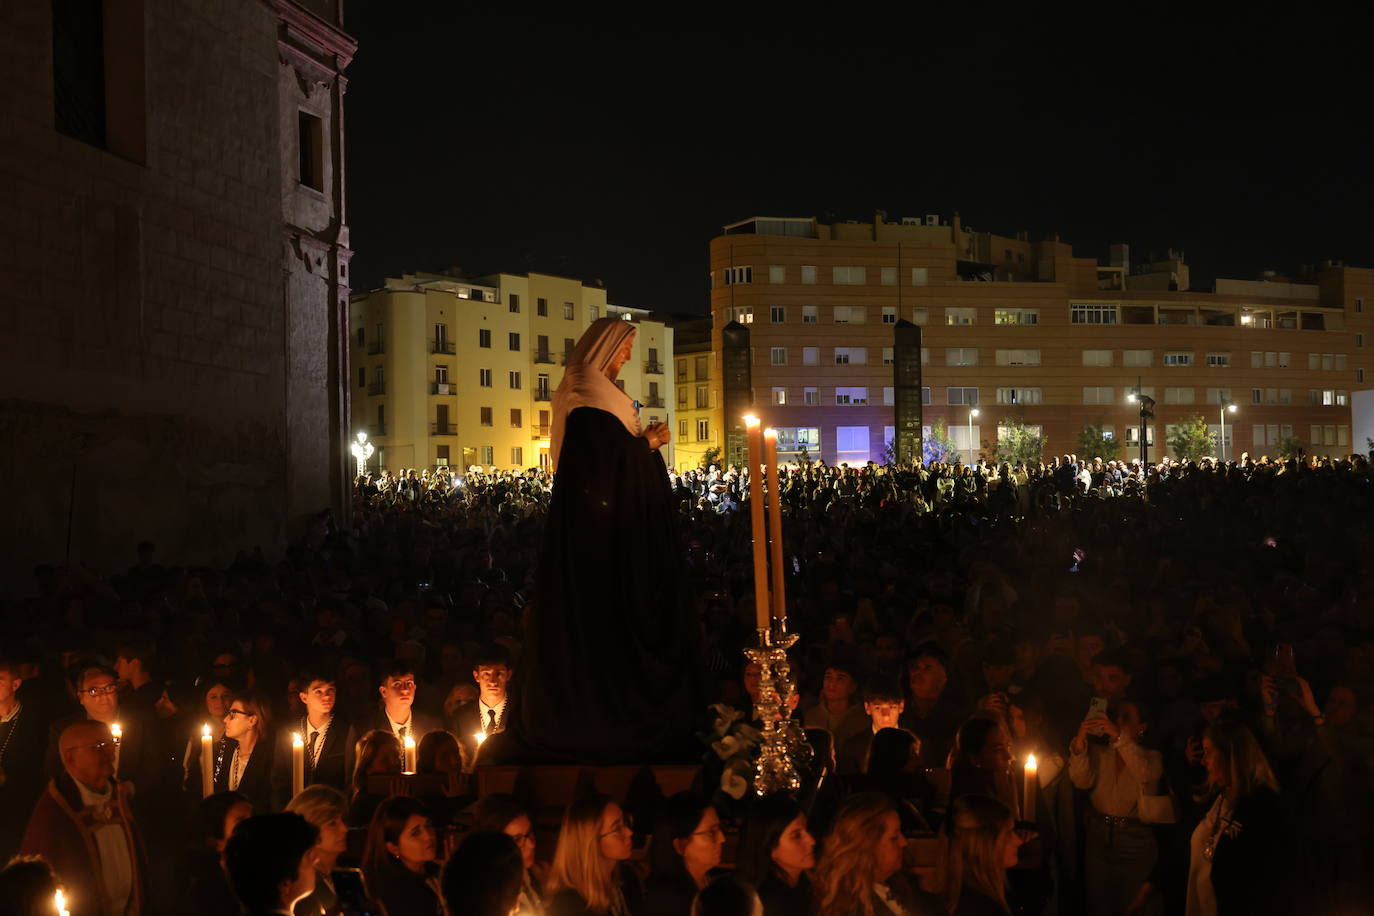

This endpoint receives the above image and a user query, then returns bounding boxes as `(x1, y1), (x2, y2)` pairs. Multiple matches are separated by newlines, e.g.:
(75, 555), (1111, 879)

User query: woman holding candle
(513, 317), (702, 764)
(217, 691), (274, 812)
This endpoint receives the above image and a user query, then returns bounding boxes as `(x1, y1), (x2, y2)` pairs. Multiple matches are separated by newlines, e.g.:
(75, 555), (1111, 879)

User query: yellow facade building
(706, 214), (1372, 465)
(350, 271), (674, 472)
(669, 317), (722, 470)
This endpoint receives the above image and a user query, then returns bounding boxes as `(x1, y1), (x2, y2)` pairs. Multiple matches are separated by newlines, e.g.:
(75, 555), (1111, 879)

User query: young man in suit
(355, 660), (442, 747)
(838, 679), (905, 775)
(271, 669), (356, 809)
(453, 644), (514, 769)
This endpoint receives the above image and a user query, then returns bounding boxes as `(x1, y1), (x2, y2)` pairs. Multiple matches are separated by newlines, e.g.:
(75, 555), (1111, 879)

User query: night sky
(343, 9), (1373, 317)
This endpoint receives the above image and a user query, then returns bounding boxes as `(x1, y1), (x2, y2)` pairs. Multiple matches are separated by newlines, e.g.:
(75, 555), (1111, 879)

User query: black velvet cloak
(512, 406), (703, 762)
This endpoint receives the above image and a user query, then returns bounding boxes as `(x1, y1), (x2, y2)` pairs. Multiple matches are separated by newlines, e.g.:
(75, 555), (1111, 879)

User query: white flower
(721, 762), (750, 799)
(711, 735), (742, 759)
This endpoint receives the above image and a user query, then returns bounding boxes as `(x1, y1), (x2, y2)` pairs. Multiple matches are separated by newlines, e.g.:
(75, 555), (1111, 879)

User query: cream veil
(550, 317), (641, 471)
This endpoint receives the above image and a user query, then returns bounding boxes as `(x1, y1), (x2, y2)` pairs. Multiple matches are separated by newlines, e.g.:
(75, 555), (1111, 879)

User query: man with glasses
(357, 660), (441, 749)
(272, 669), (356, 809)
(45, 665), (161, 804)
(21, 719), (149, 916)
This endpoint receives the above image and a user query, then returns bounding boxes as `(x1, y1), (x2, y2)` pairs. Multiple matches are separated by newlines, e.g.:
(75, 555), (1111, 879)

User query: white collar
(387, 708), (413, 730)
(76, 779), (113, 809)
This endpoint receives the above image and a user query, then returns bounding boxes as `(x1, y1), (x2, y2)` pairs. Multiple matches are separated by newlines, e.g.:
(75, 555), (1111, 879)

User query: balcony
(431, 339), (455, 354)
(367, 340), (384, 355)
(367, 381), (386, 396)
(431, 422), (456, 435)
(431, 381), (455, 395)
(645, 397), (665, 408)
(368, 423), (386, 437)
(534, 350), (556, 364)
(645, 360), (664, 374)
(531, 424), (551, 438)
(534, 389), (552, 402)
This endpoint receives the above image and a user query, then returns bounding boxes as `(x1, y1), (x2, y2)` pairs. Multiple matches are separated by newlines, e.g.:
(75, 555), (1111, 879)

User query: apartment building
(708, 214), (1373, 465)
(669, 317), (721, 469)
(350, 271), (673, 472)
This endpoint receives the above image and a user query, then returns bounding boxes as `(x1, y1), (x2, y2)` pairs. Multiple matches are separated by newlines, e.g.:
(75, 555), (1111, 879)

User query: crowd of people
(1, 445), (1372, 915)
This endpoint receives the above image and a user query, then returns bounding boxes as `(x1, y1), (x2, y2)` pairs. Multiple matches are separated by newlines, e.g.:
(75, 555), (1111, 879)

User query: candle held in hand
(1023, 753), (1038, 822)
(403, 734), (417, 774)
(291, 732), (305, 798)
(110, 722), (122, 775)
(200, 723), (214, 798)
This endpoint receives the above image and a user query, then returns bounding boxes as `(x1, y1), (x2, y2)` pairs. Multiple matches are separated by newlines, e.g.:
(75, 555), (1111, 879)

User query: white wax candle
(291, 732), (305, 798)
(200, 724), (214, 798)
(1023, 753), (1038, 822)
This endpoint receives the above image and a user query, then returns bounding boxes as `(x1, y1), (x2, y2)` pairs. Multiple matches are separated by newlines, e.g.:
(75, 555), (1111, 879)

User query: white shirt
(305, 716), (331, 766)
(386, 710), (414, 742)
(1068, 734), (1164, 818)
(76, 780), (134, 916)
(873, 881), (910, 916)
(478, 697), (507, 733)
(1186, 795), (1227, 916)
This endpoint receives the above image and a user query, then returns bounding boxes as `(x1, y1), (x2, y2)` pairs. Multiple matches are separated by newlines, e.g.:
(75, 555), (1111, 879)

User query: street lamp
(349, 431), (374, 478)
(968, 408), (980, 464)
(1129, 378), (1155, 466)
(1219, 401), (1238, 462)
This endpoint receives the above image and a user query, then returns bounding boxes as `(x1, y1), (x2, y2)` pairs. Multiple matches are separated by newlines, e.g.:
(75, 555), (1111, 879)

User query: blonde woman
(1185, 720), (1283, 916)
(546, 794), (642, 916)
(940, 795), (1023, 916)
(286, 785), (350, 916)
(811, 792), (939, 916)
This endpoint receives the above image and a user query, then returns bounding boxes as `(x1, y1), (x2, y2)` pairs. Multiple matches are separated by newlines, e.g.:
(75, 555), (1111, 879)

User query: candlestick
(1023, 753), (1037, 822)
(110, 722), (122, 776)
(744, 415), (769, 630)
(291, 732), (305, 798)
(763, 429), (786, 622)
(200, 724), (214, 798)
(403, 734), (417, 774)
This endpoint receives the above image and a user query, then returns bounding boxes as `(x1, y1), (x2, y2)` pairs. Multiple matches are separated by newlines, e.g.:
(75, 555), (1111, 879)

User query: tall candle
(110, 722), (122, 776)
(1023, 753), (1037, 822)
(291, 732), (305, 798)
(403, 734), (417, 774)
(744, 415), (769, 631)
(763, 429), (786, 622)
(200, 724), (214, 798)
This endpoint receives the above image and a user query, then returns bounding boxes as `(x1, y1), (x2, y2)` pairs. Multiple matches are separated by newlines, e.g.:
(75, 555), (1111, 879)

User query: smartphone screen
(1088, 696), (1109, 719)
(332, 868), (382, 916)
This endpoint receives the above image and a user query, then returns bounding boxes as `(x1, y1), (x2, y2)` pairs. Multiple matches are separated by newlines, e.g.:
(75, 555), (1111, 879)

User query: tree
(1275, 436), (1303, 460)
(1077, 420), (1121, 461)
(700, 446), (721, 470)
(923, 418), (958, 464)
(990, 417), (1045, 465)
(1168, 414), (1215, 462)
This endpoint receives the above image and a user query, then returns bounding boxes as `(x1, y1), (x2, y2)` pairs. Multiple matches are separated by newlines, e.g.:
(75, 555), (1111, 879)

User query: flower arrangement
(699, 704), (762, 800)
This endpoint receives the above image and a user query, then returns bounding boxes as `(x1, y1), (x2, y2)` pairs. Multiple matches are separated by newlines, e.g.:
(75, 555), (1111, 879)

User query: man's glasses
(82, 684), (119, 698)
(67, 740), (113, 753)
(599, 814), (634, 838)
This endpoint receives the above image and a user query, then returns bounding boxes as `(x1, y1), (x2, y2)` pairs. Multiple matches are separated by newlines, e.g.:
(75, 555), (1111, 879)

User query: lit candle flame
(473, 731), (487, 747)
(403, 735), (416, 750)
(202, 723), (211, 739)
(743, 414), (760, 428)
(55, 889), (69, 916)
(292, 731), (304, 748)
(110, 723), (122, 741)
(1025, 752), (1037, 770)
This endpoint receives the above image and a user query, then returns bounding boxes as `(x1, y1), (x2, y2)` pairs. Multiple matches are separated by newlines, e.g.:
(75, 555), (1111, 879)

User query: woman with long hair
(947, 716), (1018, 816)
(362, 795), (444, 916)
(941, 795), (1023, 915)
(644, 792), (725, 916)
(735, 794), (815, 915)
(347, 729), (402, 827)
(811, 792), (936, 916)
(546, 793), (642, 916)
(474, 793), (545, 916)
(1185, 720), (1285, 916)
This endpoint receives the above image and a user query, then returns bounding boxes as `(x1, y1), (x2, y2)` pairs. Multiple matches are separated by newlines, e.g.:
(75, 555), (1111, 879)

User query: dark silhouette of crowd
(1, 447), (1372, 915)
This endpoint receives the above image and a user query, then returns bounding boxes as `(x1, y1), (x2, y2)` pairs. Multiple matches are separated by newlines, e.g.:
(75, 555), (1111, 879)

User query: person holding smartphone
(1069, 697), (1165, 916)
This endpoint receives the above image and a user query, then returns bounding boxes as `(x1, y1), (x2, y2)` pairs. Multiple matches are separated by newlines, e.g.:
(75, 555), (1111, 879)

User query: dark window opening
(298, 111), (324, 191)
(52, 0), (106, 148)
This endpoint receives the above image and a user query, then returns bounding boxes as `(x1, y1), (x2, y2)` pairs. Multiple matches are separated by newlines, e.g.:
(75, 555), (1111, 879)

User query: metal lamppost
(968, 407), (980, 464)
(349, 431), (374, 479)
(1128, 379), (1155, 466)
(1219, 401), (1237, 462)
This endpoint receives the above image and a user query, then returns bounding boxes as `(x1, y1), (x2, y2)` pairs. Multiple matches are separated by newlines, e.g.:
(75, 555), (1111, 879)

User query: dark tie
(487, 708), (497, 733)
(307, 731), (319, 770)
(399, 724), (408, 743)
